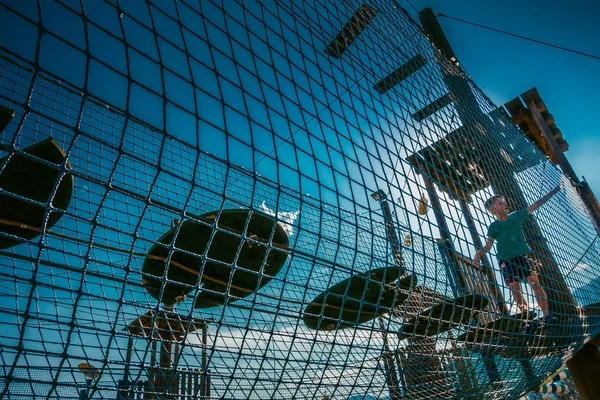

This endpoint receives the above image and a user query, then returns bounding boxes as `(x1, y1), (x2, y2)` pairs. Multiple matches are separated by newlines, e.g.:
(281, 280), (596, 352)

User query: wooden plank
(406, 125), (490, 200)
(415, 151), (485, 197)
(428, 161), (479, 195)
(399, 339), (455, 398)
(325, 4), (378, 58)
(0, 105), (14, 133)
(412, 93), (454, 121)
(541, 111), (555, 124)
(557, 137), (569, 152)
(374, 54), (427, 94)
(503, 96), (525, 117)
(522, 87), (548, 112)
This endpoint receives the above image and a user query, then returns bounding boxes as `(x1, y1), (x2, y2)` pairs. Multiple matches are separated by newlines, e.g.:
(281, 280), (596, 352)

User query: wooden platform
(125, 310), (206, 341)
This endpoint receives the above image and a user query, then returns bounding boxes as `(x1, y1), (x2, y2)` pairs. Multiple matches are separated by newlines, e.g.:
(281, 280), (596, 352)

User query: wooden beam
(567, 343), (600, 400)
(374, 54), (427, 94)
(419, 8), (458, 63)
(504, 96), (525, 117)
(412, 93), (454, 121)
(521, 87), (548, 112)
(325, 4), (378, 58)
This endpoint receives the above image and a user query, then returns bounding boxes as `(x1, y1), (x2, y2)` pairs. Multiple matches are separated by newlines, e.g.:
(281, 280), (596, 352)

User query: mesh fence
(0, 0), (598, 399)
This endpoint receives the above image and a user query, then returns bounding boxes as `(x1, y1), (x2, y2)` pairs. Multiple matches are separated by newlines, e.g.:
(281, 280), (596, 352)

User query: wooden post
(378, 317), (402, 400)
(201, 322), (209, 398)
(146, 341), (157, 399)
(193, 369), (200, 399)
(419, 164), (464, 296)
(566, 343), (600, 400)
(419, 8), (484, 123)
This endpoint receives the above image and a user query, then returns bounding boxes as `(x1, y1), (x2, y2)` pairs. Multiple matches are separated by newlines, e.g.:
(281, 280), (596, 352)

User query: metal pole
(380, 198), (404, 268)
(371, 190), (402, 400)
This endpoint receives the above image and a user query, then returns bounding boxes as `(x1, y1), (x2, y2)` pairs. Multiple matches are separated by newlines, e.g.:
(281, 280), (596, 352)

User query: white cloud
(260, 201), (300, 237)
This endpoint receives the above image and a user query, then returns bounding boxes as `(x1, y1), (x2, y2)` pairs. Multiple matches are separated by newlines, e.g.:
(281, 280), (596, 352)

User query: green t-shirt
(487, 208), (531, 261)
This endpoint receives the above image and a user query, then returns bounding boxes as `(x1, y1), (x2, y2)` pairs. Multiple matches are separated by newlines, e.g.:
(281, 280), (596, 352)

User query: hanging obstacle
(417, 192), (429, 215)
(397, 294), (489, 339)
(0, 105), (14, 133)
(527, 316), (585, 355)
(303, 266), (416, 331)
(78, 363), (101, 380)
(0, 138), (74, 249)
(458, 311), (584, 358)
(373, 54), (428, 94)
(457, 311), (535, 343)
(142, 209), (289, 307)
(456, 311), (541, 358)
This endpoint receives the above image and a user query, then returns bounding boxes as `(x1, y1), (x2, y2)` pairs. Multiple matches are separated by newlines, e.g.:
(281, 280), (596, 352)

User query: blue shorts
(499, 255), (532, 285)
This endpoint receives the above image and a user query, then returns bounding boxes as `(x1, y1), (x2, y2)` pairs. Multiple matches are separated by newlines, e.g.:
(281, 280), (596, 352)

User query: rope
(0, 1), (598, 399)
(438, 13), (600, 61)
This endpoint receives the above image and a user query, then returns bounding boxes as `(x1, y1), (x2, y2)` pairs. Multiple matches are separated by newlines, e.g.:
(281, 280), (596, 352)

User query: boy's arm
(527, 182), (563, 214)
(473, 238), (494, 264)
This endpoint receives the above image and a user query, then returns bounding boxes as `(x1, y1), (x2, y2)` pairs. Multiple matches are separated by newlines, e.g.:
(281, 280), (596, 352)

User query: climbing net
(0, 0), (599, 399)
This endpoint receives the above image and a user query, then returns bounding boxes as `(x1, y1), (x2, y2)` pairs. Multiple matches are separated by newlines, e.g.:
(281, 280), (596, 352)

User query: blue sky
(404, 0), (600, 194)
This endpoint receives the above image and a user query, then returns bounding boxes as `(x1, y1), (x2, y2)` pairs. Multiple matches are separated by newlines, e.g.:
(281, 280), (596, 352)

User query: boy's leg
(509, 281), (527, 312)
(526, 272), (549, 317)
(502, 260), (528, 312)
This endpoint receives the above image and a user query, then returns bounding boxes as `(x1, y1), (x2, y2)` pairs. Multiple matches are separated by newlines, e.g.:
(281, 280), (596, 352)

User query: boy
(473, 182), (563, 324)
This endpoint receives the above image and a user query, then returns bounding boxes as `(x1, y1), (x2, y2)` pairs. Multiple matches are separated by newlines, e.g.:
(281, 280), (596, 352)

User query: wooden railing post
(567, 343), (600, 399)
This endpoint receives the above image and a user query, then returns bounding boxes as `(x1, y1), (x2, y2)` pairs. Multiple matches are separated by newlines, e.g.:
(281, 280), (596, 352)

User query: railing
(117, 368), (210, 400)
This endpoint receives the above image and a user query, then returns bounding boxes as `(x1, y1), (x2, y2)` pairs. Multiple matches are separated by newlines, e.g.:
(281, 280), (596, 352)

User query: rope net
(0, 0), (598, 399)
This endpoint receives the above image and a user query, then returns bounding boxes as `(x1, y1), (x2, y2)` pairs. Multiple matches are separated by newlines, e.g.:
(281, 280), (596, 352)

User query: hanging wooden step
(412, 92), (455, 121)
(398, 294), (488, 339)
(142, 209), (290, 307)
(325, 4), (378, 58)
(0, 138), (74, 249)
(374, 54), (427, 94)
(303, 266), (416, 331)
(0, 105), (15, 133)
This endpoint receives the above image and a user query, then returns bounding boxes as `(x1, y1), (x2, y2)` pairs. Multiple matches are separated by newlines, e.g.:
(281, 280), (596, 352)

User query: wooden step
(325, 4), (378, 58)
